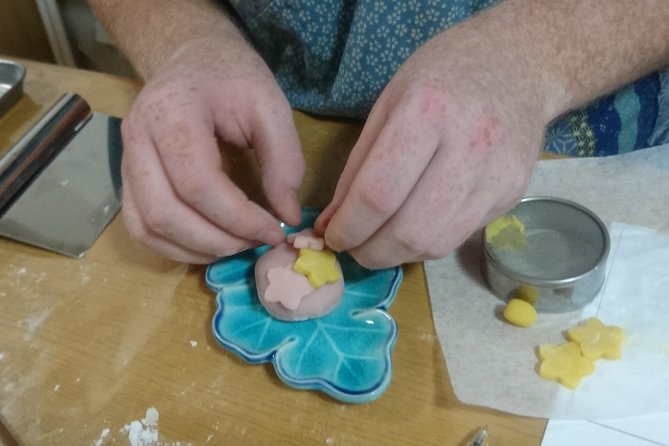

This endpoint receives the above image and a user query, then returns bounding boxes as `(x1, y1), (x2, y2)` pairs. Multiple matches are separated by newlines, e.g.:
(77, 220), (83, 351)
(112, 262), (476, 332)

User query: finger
(368, 121), (533, 267)
(348, 190), (475, 269)
(125, 171), (251, 257)
(121, 174), (218, 264)
(122, 121), (253, 257)
(149, 110), (285, 245)
(314, 93), (392, 234)
(216, 96), (305, 226)
(401, 204), (484, 265)
(322, 110), (440, 253)
(348, 147), (503, 268)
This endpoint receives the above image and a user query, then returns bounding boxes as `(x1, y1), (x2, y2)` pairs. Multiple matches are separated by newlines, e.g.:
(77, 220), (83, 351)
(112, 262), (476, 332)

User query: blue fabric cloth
(225, 0), (669, 157)
(544, 73), (662, 157)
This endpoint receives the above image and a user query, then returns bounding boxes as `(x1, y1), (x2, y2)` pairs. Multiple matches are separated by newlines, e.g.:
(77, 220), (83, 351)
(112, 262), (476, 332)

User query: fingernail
(258, 229), (284, 245)
(286, 193), (302, 226)
(323, 232), (343, 253)
(314, 214), (330, 235)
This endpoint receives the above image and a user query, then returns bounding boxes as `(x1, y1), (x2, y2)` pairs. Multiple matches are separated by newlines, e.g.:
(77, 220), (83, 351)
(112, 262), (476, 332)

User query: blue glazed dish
(205, 208), (403, 404)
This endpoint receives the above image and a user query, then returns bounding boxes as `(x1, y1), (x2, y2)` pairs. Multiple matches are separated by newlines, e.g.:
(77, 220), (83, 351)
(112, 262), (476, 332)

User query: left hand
(314, 23), (550, 269)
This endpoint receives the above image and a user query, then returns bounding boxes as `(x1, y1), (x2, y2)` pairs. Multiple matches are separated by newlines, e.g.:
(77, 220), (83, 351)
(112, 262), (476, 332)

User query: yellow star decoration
(484, 214), (526, 249)
(293, 248), (341, 288)
(538, 342), (595, 390)
(567, 318), (626, 360)
(537, 318), (626, 389)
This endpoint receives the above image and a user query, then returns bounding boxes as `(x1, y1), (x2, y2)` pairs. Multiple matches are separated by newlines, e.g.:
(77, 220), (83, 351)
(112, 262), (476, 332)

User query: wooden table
(0, 59), (547, 446)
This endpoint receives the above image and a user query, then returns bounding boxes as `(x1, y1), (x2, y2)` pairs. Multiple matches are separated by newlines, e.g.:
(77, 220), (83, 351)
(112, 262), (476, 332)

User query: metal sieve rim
(482, 196), (610, 287)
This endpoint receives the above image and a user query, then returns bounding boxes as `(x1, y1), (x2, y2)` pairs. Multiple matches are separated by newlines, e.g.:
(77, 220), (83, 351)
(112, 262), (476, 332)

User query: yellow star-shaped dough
(538, 342), (596, 389)
(293, 248), (341, 288)
(567, 317), (625, 360)
(485, 214), (526, 249)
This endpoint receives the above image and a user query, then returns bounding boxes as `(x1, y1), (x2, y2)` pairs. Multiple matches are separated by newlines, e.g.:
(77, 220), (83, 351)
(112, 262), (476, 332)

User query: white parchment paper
(425, 144), (669, 420)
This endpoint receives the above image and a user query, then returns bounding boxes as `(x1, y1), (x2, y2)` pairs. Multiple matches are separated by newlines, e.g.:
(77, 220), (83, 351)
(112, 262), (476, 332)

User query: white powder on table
(122, 407), (160, 446)
(20, 309), (52, 342)
(91, 407), (194, 446)
(92, 427), (110, 446)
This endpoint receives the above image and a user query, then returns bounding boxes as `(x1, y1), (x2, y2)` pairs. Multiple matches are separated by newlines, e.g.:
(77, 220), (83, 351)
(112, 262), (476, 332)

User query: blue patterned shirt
(224, 0), (669, 156)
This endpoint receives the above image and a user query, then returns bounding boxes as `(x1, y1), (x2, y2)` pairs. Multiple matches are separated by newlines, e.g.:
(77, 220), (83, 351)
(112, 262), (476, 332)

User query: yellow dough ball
(503, 298), (537, 327)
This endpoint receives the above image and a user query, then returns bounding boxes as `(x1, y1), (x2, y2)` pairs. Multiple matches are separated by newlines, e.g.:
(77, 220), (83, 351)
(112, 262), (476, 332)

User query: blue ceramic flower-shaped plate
(205, 209), (403, 404)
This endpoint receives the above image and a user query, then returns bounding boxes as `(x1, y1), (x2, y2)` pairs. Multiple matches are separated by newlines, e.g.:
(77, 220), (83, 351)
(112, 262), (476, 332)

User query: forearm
(453, 0), (669, 123)
(87, 0), (248, 80)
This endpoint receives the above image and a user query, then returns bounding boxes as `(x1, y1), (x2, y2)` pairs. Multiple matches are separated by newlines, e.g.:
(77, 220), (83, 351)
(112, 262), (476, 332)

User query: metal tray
(0, 59), (26, 118)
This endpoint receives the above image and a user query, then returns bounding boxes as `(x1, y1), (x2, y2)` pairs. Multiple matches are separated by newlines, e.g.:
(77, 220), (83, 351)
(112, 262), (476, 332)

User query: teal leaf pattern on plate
(205, 208), (402, 403)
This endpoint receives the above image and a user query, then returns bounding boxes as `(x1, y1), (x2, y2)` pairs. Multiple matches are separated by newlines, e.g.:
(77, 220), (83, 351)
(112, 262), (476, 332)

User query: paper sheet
(425, 144), (669, 420)
(542, 413), (669, 446)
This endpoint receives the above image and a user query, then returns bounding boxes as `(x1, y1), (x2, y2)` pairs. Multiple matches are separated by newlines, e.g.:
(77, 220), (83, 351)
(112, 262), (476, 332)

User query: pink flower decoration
(265, 265), (315, 310)
(287, 229), (325, 251)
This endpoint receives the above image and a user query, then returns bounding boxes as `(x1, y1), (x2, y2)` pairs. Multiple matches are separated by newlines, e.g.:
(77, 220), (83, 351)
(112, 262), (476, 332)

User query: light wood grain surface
(0, 59), (547, 446)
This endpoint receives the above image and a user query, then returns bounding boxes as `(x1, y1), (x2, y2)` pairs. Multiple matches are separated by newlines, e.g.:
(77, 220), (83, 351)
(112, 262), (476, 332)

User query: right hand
(314, 35), (544, 269)
(120, 37), (305, 263)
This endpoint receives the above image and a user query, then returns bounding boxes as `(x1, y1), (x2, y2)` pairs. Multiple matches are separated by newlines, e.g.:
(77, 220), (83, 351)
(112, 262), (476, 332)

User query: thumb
(251, 105), (305, 227)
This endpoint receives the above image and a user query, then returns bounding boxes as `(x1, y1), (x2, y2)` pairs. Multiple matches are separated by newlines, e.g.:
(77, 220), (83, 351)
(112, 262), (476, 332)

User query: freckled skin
(314, 51), (545, 267)
(90, 0), (305, 263)
(468, 115), (500, 154)
(89, 0), (669, 267)
(314, 0), (669, 268)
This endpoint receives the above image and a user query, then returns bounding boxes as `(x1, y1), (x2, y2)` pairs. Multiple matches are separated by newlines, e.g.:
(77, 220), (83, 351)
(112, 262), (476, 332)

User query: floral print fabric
(224, 0), (669, 156)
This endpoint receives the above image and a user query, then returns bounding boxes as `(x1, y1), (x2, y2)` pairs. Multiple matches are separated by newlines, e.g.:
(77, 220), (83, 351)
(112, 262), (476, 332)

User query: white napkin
(425, 144), (669, 419)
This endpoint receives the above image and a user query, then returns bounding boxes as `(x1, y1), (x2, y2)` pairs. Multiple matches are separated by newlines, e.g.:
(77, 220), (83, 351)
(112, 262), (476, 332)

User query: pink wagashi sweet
(255, 238), (344, 321)
(286, 228), (325, 250)
(264, 265), (314, 311)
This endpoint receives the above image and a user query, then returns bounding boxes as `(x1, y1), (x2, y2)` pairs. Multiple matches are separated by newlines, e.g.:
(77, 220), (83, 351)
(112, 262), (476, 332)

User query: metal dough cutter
(0, 92), (123, 258)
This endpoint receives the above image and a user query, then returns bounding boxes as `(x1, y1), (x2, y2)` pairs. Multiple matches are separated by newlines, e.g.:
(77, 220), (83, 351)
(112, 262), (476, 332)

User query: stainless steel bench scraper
(0, 92), (123, 258)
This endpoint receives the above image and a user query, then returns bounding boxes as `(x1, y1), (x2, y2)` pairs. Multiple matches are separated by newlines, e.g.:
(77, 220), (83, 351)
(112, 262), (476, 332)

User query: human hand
(315, 24), (550, 268)
(120, 37), (304, 263)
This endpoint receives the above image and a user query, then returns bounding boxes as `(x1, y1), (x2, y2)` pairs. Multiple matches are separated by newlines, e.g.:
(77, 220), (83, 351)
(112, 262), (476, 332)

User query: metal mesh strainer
(482, 197), (610, 313)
